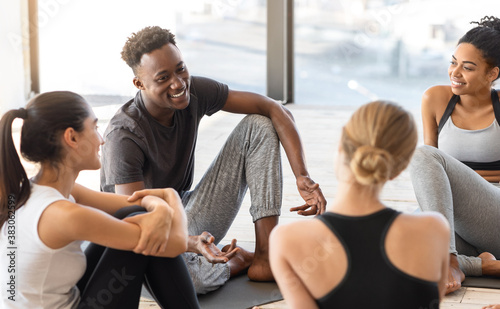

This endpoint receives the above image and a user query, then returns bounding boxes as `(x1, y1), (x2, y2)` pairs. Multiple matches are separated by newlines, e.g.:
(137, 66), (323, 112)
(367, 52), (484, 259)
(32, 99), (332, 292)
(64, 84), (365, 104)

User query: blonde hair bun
(341, 101), (417, 187)
(350, 145), (393, 186)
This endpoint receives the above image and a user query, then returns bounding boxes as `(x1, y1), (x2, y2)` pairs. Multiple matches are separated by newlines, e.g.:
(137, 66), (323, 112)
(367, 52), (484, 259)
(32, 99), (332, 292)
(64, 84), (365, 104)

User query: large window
(38, 0), (266, 97)
(294, 0), (500, 108)
(36, 0), (500, 108)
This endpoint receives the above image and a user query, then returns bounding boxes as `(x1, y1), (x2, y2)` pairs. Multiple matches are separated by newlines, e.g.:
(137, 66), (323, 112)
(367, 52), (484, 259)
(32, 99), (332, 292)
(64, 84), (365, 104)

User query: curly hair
(458, 16), (500, 80)
(121, 26), (177, 75)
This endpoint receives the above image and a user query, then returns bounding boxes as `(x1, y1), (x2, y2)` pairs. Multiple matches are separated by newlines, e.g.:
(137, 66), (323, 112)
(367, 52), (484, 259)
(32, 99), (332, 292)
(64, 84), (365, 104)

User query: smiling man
(100, 26), (326, 294)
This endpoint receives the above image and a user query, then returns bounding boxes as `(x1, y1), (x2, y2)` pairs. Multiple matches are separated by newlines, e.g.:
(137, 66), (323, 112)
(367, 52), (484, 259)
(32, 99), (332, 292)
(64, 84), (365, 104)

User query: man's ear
(62, 127), (78, 149)
(133, 76), (145, 90)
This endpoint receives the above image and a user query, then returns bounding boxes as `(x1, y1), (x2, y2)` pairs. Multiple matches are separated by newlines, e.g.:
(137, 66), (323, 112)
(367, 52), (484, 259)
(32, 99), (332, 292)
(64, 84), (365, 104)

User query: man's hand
(290, 175), (327, 216)
(124, 195), (173, 255)
(188, 232), (240, 263)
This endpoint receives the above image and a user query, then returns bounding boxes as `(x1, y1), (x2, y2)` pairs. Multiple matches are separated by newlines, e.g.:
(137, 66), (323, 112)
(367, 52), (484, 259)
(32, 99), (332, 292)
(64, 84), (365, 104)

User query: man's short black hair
(121, 26), (177, 75)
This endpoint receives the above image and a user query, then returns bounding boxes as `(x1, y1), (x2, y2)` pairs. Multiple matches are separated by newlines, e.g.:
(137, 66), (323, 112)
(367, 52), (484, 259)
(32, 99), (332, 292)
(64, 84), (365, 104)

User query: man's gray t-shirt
(100, 76), (229, 193)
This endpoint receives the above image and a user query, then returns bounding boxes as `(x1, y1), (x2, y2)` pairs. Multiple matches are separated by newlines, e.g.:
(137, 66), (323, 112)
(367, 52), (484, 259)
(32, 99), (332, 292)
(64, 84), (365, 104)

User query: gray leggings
(180, 114), (282, 294)
(410, 145), (500, 276)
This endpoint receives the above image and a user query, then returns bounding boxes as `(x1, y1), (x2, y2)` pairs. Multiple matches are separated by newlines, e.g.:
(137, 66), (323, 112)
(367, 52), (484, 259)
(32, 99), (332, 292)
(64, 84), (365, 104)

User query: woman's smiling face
(448, 43), (497, 96)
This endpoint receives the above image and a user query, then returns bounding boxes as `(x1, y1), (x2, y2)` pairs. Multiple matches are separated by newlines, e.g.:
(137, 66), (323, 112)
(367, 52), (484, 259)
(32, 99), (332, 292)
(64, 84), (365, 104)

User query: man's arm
(222, 90), (326, 215)
(115, 181), (146, 196)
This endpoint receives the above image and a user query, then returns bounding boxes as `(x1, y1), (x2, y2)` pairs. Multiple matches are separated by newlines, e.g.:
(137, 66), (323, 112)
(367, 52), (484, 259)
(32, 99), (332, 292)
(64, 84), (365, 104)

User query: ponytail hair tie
(18, 108), (28, 120)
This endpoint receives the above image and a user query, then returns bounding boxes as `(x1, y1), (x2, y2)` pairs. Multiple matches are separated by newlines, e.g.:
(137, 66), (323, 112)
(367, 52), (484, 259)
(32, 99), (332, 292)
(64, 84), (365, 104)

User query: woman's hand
(128, 188), (174, 206)
(124, 195), (173, 255)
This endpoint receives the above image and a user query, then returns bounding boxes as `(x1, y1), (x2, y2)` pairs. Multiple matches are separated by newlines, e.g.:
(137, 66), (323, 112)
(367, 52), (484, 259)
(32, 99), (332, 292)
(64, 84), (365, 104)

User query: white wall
(0, 0), (27, 113)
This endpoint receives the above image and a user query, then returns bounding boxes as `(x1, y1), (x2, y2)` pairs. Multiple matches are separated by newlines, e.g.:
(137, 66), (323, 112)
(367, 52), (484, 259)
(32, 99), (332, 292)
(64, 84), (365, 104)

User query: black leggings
(76, 206), (199, 309)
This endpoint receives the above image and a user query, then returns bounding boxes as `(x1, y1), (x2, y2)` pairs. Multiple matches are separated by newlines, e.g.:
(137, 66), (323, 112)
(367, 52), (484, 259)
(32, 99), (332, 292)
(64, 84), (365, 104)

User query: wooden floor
(19, 102), (500, 308)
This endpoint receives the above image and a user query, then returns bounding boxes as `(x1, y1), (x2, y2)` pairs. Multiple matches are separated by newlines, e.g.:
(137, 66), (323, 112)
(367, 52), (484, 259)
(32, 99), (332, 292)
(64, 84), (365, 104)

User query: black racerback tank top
(315, 208), (439, 309)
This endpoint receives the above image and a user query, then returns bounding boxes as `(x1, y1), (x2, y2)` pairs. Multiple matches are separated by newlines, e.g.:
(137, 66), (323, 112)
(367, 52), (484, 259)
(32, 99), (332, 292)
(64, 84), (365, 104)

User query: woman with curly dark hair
(410, 16), (500, 295)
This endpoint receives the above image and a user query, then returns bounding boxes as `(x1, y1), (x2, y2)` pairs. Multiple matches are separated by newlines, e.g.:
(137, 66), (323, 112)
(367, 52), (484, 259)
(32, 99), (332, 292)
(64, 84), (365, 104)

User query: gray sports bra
(437, 89), (500, 170)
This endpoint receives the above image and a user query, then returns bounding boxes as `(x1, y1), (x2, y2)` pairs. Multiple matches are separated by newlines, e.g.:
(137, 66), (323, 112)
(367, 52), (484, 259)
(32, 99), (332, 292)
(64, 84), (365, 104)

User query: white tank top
(437, 89), (500, 170)
(0, 184), (86, 309)
(439, 117), (500, 163)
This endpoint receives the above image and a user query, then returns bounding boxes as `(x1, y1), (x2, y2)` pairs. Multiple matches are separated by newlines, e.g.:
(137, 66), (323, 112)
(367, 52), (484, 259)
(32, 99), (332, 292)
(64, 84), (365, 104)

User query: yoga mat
(412, 210), (500, 290)
(197, 275), (283, 309)
(140, 275), (283, 308)
(463, 277), (500, 289)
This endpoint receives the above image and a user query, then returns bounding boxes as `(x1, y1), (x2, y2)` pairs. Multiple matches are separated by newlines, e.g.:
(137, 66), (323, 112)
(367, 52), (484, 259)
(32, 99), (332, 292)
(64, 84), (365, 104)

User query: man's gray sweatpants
(410, 145), (500, 276)
(180, 114), (282, 294)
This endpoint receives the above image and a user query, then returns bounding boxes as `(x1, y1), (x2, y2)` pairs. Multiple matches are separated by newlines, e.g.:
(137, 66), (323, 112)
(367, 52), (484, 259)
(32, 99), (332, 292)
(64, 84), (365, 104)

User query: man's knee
(243, 114), (275, 133)
(241, 114), (279, 146)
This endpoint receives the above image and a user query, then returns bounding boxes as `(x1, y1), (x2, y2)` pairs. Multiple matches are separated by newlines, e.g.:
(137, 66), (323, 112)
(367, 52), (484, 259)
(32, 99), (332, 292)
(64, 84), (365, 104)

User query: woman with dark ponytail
(269, 101), (449, 309)
(0, 108), (31, 227)
(409, 16), (500, 297)
(0, 91), (200, 308)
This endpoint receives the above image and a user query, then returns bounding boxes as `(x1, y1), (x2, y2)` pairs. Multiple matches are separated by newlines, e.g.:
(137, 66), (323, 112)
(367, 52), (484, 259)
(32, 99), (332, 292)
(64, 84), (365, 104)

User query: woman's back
(270, 208), (448, 309)
(316, 208), (441, 308)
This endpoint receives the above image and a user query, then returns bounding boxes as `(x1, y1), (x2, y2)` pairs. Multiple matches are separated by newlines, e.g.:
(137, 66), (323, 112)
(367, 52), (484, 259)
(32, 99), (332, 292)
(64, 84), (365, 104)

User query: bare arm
(223, 90), (326, 215)
(72, 183), (185, 255)
(269, 226), (319, 309)
(421, 88), (439, 147)
(435, 215), (451, 301)
(115, 181), (145, 196)
(127, 189), (189, 256)
(422, 86), (452, 147)
(38, 194), (187, 257)
(71, 183), (140, 215)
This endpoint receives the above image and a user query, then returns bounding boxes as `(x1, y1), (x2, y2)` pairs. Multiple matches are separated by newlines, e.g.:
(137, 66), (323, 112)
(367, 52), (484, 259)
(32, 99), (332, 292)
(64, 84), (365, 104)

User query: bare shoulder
(271, 219), (332, 255)
(422, 86), (453, 108)
(38, 200), (91, 248)
(41, 199), (98, 228)
(43, 199), (81, 217)
(423, 85), (452, 99)
(394, 212), (450, 238)
(385, 211), (449, 282)
(271, 219), (325, 241)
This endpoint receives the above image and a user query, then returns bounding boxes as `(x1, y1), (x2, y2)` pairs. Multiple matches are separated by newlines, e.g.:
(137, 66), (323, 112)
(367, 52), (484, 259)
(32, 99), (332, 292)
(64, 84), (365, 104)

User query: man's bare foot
(248, 255), (274, 281)
(480, 252), (500, 276)
(446, 254), (465, 294)
(483, 305), (500, 309)
(222, 244), (254, 277)
(249, 216), (278, 281)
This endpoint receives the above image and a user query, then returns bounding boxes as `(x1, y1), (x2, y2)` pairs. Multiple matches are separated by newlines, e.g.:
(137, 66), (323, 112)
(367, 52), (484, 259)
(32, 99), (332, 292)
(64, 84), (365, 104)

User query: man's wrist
(187, 235), (200, 253)
(296, 174), (311, 182)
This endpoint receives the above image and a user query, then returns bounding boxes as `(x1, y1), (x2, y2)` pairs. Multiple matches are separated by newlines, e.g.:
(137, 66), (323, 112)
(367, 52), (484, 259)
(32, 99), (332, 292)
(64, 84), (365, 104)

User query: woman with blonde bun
(269, 101), (449, 309)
